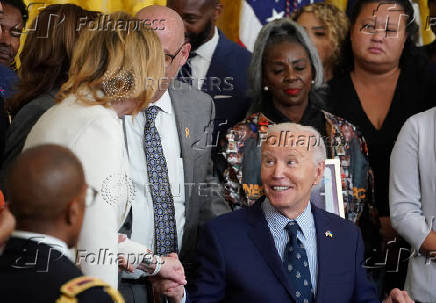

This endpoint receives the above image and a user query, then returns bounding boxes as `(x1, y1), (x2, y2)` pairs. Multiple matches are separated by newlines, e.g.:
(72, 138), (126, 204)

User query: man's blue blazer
(187, 200), (380, 303)
(180, 30), (252, 141)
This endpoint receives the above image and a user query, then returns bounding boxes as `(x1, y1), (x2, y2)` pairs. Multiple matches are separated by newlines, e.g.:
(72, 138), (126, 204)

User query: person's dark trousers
(119, 277), (152, 303)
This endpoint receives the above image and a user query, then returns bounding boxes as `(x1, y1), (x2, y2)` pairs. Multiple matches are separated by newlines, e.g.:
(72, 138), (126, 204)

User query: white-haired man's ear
(313, 161), (325, 186)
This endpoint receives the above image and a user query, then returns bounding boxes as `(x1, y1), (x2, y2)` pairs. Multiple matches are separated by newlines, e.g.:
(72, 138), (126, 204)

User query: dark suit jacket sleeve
(353, 228), (380, 303)
(1, 104), (47, 170)
(187, 223), (226, 303)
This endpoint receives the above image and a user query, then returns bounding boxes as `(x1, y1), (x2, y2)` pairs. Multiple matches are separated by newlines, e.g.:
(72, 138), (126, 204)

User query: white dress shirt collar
(194, 26), (219, 62)
(263, 199), (314, 240)
(12, 230), (69, 254)
(148, 90), (171, 114)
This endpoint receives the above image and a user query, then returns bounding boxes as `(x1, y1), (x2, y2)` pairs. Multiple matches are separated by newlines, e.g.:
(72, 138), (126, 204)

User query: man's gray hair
(266, 123), (326, 165)
(248, 18), (324, 106)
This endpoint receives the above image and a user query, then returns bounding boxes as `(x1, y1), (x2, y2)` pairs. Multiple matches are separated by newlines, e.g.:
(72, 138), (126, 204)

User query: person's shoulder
(323, 111), (359, 132)
(218, 31), (251, 55)
(169, 80), (214, 110)
(409, 106), (436, 122)
(401, 106), (436, 134)
(57, 276), (123, 303)
(312, 205), (360, 236)
(12, 93), (56, 122)
(205, 203), (257, 233)
(217, 30), (251, 62)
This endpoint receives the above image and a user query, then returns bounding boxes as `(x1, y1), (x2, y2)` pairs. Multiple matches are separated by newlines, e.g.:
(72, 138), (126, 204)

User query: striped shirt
(262, 199), (318, 294)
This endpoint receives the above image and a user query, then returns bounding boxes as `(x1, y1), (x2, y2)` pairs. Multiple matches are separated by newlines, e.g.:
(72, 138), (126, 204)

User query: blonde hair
(56, 11), (164, 114)
(292, 3), (350, 65)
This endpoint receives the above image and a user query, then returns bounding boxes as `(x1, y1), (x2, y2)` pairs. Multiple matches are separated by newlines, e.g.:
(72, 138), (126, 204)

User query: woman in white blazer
(390, 106), (436, 302)
(24, 12), (164, 288)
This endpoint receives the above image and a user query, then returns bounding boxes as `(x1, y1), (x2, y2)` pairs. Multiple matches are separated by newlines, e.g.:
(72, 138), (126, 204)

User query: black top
(0, 237), (116, 303)
(0, 91), (56, 190)
(259, 91), (328, 139)
(327, 62), (436, 216)
(0, 97), (8, 164)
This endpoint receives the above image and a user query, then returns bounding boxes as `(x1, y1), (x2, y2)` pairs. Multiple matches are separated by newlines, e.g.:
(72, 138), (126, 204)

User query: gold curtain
(16, 0), (434, 66)
(17, 0), (166, 66)
(216, 0), (241, 42)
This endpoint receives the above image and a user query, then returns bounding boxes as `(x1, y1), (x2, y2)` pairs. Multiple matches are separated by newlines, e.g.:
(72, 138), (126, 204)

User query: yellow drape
(15, 0), (434, 67)
(17, 0), (166, 67)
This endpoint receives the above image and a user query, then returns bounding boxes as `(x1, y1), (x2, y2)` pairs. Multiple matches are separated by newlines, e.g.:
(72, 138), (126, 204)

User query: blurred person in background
(0, 0), (26, 69)
(292, 2), (350, 82)
(1, 4), (99, 177)
(168, 0), (252, 144)
(421, 0), (436, 63)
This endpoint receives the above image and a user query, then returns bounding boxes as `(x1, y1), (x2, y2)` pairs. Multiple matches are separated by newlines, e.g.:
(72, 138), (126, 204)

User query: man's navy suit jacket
(187, 200), (380, 303)
(181, 30), (252, 141)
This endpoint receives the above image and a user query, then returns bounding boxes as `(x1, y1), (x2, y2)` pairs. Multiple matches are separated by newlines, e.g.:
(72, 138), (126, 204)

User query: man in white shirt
(0, 144), (123, 302)
(167, 0), (252, 145)
(120, 5), (229, 302)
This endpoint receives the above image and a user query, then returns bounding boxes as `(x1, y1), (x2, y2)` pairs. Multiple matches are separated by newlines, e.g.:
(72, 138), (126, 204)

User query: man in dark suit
(0, 144), (123, 303)
(158, 123), (414, 303)
(167, 0), (252, 143)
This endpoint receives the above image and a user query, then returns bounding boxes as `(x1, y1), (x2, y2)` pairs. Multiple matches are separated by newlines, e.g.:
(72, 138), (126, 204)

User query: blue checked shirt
(263, 199), (318, 294)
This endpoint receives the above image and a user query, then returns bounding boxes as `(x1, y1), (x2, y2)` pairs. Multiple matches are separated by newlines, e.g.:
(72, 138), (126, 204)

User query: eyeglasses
(85, 185), (98, 207)
(164, 42), (186, 64)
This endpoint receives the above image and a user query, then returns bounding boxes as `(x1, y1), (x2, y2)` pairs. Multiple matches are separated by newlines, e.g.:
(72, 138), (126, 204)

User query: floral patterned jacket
(220, 111), (376, 223)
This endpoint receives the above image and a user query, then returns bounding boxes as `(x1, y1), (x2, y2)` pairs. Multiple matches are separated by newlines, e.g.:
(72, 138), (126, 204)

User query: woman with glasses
(24, 12), (165, 288)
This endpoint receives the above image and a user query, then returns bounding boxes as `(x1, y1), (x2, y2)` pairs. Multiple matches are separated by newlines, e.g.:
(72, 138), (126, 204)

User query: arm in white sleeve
(72, 117), (127, 288)
(389, 117), (431, 251)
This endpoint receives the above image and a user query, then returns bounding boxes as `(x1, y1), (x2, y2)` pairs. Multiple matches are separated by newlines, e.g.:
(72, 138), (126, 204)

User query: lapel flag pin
(185, 127), (190, 138)
(325, 230), (333, 238)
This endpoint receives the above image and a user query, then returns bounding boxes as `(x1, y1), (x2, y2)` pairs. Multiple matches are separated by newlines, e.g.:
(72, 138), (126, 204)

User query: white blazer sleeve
(72, 117), (127, 289)
(390, 117), (431, 251)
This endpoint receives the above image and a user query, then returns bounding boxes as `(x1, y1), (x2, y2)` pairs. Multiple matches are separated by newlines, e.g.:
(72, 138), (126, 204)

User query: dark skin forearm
(420, 230), (436, 253)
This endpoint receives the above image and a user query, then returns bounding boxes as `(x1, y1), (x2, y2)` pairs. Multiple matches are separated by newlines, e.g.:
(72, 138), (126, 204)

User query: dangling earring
(263, 86), (269, 91)
(311, 80), (315, 84)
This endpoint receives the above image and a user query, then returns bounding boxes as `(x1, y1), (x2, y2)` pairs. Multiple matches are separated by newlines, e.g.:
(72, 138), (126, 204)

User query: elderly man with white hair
(160, 123), (414, 303)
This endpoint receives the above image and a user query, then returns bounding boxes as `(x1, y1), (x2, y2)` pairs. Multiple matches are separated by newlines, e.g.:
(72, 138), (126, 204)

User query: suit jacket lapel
(312, 205), (334, 303)
(168, 83), (211, 224)
(169, 83), (195, 184)
(247, 200), (297, 301)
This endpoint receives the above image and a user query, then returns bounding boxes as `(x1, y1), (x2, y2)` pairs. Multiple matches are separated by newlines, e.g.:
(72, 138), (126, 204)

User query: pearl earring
(264, 86), (269, 91)
(311, 80), (315, 84)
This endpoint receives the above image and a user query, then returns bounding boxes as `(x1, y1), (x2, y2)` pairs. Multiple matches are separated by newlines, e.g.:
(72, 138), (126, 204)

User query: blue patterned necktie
(284, 221), (314, 303)
(144, 105), (178, 255)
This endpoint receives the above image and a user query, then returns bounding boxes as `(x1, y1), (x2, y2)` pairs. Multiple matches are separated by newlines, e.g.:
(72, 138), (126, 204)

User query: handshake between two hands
(117, 234), (186, 303)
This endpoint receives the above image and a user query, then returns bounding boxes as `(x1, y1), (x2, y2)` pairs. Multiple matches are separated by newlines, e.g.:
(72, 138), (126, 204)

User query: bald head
(136, 5), (185, 46)
(6, 144), (85, 224)
(135, 5), (191, 93)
